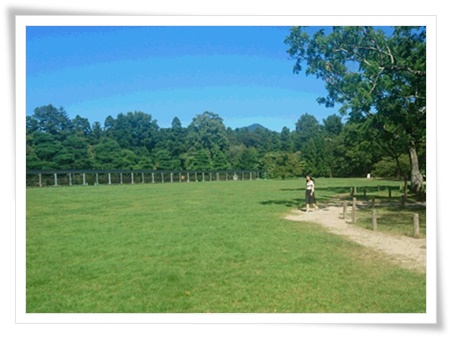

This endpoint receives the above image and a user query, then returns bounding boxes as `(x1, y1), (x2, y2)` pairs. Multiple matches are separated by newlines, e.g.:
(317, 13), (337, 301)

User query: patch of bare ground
(284, 201), (426, 273)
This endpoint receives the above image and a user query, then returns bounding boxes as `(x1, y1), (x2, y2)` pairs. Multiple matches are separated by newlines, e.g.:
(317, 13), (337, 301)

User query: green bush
(372, 154), (410, 179)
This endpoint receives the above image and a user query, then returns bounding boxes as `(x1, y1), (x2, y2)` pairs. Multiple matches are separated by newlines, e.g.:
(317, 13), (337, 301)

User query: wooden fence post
(26, 170), (264, 187)
(388, 186), (392, 199)
(371, 196), (375, 208)
(413, 213), (420, 237)
(372, 209), (377, 231)
(352, 197), (356, 224)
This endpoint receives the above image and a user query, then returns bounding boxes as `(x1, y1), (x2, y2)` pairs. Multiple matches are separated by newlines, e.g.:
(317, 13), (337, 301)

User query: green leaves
(261, 151), (305, 179)
(285, 26), (426, 189)
(185, 111), (230, 170)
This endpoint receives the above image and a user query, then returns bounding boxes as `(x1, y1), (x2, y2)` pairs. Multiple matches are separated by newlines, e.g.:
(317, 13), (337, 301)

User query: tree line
(26, 104), (422, 180)
(26, 26), (426, 191)
(285, 26), (426, 192)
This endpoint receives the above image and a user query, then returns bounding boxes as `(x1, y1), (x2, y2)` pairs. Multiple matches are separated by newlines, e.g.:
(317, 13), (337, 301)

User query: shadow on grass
(269, 183), (426, 211)
(358, 205), (427, 236)
(343, 196), (426, 210)
(259, 198), (303, 208)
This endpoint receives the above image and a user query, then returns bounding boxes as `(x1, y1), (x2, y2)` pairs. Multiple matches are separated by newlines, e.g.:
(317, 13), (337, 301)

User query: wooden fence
(26, 170), (265, 188)
(343, 188), (424, 238)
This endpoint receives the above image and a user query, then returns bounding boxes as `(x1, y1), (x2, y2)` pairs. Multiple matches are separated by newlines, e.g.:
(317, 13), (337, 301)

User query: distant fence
(26, 169), (266, 187)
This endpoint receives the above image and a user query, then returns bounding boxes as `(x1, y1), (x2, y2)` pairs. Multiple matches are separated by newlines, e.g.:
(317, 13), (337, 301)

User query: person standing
(305, 175), (319, 212)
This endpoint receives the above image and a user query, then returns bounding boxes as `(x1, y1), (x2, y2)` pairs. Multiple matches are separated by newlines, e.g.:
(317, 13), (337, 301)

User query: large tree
(186, 111), (230, 169)
(294, 113), (329, 176)
(285, 26), (426, 192)
(27, 104), (72, 141)
(104, 111), (159, 153)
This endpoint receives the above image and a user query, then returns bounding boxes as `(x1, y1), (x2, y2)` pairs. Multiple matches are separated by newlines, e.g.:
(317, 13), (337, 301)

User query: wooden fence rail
(26, 170), (265, 187)
(343, 194), (423, 238)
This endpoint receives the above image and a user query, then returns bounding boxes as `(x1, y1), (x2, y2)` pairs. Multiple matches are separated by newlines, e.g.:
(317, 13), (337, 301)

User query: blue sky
(26, 26), (341, 132)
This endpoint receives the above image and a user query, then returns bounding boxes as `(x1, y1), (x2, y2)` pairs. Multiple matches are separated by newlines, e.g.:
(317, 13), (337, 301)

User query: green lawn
(314, 178), (427, 237)
(26, 178), (426, 313)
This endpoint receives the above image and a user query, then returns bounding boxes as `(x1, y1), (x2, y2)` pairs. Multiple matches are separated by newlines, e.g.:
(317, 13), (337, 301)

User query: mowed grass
(26, 178), (426, 313)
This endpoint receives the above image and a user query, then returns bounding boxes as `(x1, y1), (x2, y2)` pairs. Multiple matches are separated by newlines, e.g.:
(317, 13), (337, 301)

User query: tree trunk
(409, 145), (423, 193)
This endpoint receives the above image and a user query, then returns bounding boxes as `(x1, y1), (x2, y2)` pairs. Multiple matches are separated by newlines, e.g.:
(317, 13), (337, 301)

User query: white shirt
(306, 180), (314, 190)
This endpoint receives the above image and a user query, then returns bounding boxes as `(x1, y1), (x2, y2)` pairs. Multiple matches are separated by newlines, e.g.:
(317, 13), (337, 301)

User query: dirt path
(284, 202), (426, 273)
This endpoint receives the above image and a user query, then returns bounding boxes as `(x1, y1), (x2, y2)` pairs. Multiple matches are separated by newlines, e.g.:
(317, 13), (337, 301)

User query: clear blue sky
(26, 26), (340, 132)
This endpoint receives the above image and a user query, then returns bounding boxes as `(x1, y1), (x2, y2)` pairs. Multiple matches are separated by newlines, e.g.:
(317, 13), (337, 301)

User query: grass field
(26, 178), (426, 313)
(315, 178), (427, 237)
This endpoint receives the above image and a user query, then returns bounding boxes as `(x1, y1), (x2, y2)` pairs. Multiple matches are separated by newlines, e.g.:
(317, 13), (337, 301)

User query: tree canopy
(285, 26), (426, 192)
(26, 104), (416, 181)
(25, 26), (425, 185)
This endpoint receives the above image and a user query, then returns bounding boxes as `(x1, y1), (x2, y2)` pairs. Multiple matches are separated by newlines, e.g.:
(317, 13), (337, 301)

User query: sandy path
(284, 203), (426, 273)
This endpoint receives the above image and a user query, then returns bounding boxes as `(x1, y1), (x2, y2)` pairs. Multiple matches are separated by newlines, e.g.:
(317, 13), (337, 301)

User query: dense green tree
(323, 114), (343, 136)
(156, 117), (187, 169)
(294, 114), (329, 176)
(280, 127), (293, 152)
(321, 114), (343, 177)
(32, 132), (64, 166)
(59, 135), (92, 169)
(107, 111), (159, 152)
(331, 122), (384, 177)
(117, 149), (140, 170)
(227, 144), (246, 169)
(72, 115), (92, 137)
(186, 111), (230, 169)
(238, 147), (259, 170)
(104, 115), (116, 133)
(261, 151), (305, 179)
(27, 104), (72, 141)
(211, 146), (231, 170)
(184, 149), (212, 171)
(90, 121), (103, 144)
(27, 101), (410, 179)
(152, 148), (181, 170)
(285, 26), (426, 192)
(92, 138), (122, 169)
(293, 113), (321, 151)
(372, 154), (410, 179)
(235, 127), (262, 149)
(168, 117), (186, 156)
